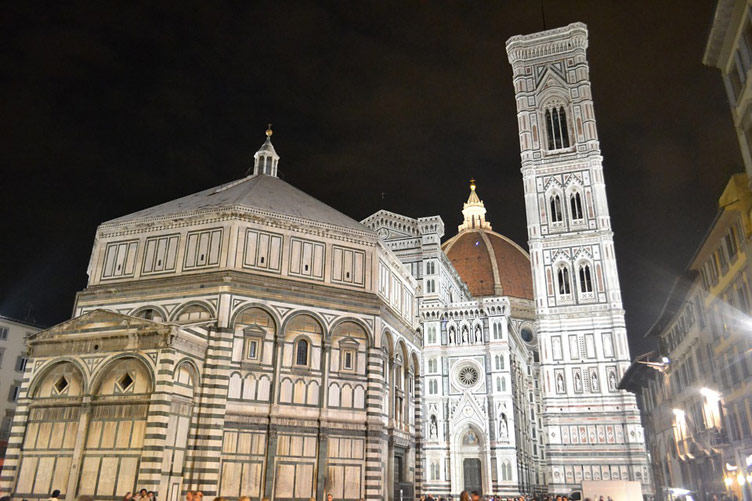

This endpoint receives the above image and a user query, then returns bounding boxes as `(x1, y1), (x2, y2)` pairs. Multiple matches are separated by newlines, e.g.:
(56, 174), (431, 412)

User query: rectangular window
(742, 18), (752, 69)
(246, 338), (260, 361)
(343, 350), (354, 371)
(729, 54), (745, 102)
(0, 327), (8, 340)
(15, 356), (28, 373)
(8, 381), (21, 403)
(0, 348), (4, 368)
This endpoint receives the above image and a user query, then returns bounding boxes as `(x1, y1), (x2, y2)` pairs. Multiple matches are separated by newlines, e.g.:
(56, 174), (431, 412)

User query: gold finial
(470, 178), (476, 190)
(266, 123), (273, 137)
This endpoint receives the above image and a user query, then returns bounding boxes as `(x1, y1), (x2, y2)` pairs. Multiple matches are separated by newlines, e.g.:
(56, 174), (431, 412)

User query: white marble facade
(0, 22), (650, 501)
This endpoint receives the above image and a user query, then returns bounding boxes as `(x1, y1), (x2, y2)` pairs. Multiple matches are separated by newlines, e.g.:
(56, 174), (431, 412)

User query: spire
(253, 123), (280, 177)
(458, 178), (492, 232)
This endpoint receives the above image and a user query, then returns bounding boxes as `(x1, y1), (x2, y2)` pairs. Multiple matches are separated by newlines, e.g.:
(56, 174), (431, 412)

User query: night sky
(0, 1), (741, 356)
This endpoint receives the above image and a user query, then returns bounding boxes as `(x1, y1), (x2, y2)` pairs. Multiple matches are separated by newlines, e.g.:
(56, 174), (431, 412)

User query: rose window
(458, 365), (479, 387)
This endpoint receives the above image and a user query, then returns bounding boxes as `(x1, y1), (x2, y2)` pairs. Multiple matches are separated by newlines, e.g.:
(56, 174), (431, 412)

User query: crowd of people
(421, 492), (598, 501)
(0, 488), (619, 501)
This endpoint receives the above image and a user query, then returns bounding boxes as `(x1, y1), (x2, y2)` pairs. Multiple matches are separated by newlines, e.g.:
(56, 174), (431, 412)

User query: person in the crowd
(123, 493), (133, 501)
(186, 492), (193, 501)
(48, 490), (61, 501)
(327, 494), (333, 501)
(239, 497), (250, 501)
(460, 491), (470, 501)
(470, 492), (481, 501)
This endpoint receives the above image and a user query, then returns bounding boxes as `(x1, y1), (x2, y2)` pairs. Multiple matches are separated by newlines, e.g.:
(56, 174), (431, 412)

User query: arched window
(134, 307), (164, 322)
(550, 195), (563, 223)
(501, 377), (506, 391)
(579, 264), (593, 293)
(493, 323), (501, 340)
(545, 106), (570, 150)
(557, 266), (571, 295)
(175, 304), (211, 323)
(570, 192), (584, 220)
(496, 377), (501, 392)
(296, 339), (309, 366)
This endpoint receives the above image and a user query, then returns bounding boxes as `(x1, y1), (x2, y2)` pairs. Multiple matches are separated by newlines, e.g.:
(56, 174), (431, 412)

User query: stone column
(316, 342), (331, 501)
(263, 426), (278, 500)
(315, 428), (328, 501)
(138, 348), (178, 493)
(365, 345), (386, 501)
(185, 327), (233, 495)
(0, 366), (36, 498)
(387, 436), (395, 501)
(261, 337), (285, 499)
(66, 399), (91, 498)
(483, 434), (493, 495)
(413, 375), (423, 496)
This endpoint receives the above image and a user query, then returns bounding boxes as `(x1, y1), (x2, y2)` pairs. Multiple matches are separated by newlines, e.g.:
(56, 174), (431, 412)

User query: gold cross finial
(470, 178), (476, 190)
(266, 123), (273, 137)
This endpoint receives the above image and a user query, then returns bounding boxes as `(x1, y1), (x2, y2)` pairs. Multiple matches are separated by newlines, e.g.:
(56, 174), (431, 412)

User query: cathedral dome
(442, 181), (533, 299)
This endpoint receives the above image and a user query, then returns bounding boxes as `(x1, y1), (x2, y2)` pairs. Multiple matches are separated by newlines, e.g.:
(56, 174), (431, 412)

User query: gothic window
(295, 339), (309, 366)
(496, 377), (501, 392)
(430, 461), (440, 480)
(429, 379), (438, 394)
(545, 106), (570, 150)
(427, 325), (437, 344)
(550, 194), (563, 223)
(495, 355), (504, 370)
(493, 322), (501, 340)
(570, 192), (584, 221)
(557, 266), (571, 295)
(579, 264), (593, 293)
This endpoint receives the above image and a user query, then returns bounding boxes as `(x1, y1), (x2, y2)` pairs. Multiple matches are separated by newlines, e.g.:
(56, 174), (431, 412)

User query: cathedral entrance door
(463, 458), (482, 494)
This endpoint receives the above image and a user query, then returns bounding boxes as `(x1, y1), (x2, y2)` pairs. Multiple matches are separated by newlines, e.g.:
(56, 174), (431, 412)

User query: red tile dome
(442, 229), (533, 299)
(442, 180), (533, 299)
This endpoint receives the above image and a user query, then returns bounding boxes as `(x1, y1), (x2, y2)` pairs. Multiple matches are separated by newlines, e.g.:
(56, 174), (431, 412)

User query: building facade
(0, 316), (41, 475)
(0, 131), (422, 501)
(505, 24), (651, 491)
(705, 0), (752, 187)
(0, 23), (650, 501)
(362, 182), (546, 496)
(621, 174), (752, 501)
(618, 2), (752, 498)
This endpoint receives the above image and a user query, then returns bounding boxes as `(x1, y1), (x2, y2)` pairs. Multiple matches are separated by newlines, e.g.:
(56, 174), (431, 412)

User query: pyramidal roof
(105, 174), (370, 233)
(104, 130), (371, 234)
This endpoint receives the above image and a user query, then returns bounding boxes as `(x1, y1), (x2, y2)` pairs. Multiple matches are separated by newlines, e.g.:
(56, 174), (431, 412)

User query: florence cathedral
(0, 23), (650, 501)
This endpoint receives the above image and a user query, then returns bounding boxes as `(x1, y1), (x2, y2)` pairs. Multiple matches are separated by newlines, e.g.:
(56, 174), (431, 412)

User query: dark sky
(0, 1), (741, 356)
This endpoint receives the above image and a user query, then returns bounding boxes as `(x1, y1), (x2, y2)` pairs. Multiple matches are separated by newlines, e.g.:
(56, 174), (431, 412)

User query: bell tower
(506, 23), (650, 490)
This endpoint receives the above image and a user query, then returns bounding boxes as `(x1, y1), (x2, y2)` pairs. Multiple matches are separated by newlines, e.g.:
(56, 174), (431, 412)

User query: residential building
(621, 173), (752, 501)
(0, 316), (40, 475)
(705, 0), (752, 187)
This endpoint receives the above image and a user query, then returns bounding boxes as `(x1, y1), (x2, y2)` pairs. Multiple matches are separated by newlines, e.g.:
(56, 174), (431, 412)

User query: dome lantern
(253, 124), (280, 177)
(458, 178), (492, 232)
